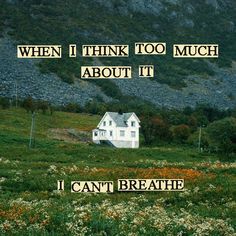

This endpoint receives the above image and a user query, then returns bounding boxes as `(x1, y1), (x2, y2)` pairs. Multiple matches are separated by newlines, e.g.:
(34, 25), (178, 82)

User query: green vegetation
(1, 96), (236, 157)
(207, 117), (236, 155)
(1, 0), (236, 96)
(0, 107), (235, 235)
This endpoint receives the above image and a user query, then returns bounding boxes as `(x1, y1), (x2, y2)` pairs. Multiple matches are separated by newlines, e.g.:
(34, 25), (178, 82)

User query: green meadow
(0, 108), (235, 235)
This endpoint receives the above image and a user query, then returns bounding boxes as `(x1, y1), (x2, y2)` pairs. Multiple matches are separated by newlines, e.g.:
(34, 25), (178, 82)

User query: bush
(173, 124), (191, 143)
(0, 97), (10, 109)
(37, 100), (49, 114)
(206, 117), (236, 156)
(141, 116), (172, 145)
(91, 80), (123, 99)
(188, 129), (209, 150)
(63, 103), (82, 113)
(22, 97), (37, 113)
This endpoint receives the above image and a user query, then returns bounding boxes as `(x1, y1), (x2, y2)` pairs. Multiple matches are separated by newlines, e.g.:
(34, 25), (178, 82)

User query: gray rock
(206, 0), (219, 10)
(0, 36), (235, 110)
(113, 67), (236, 109)
(181, 19), (194, 28)
(0, 37), (112, 106)
(94, 0), (164, 15)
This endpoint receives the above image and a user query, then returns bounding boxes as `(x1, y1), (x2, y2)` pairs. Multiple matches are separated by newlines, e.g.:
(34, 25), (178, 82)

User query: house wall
(98, 114), (117, 141)
(93, 113), (140, 148)
(93, 130), (106, 142)
(111, 140), (139, 148)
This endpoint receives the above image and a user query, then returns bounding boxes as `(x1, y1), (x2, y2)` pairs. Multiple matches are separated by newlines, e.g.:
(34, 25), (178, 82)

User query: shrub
(63, 103), (82, 113)
(141, 116), (172, 145)
(22, 97), (37, 113)
(206, 117), (236, 156)
(37, 100), (49, 114)
(173, 124), (191, 143)
(0, 97), (10, 109)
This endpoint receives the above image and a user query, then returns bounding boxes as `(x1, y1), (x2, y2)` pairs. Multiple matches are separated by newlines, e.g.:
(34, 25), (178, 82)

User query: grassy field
(0, 108), (235, 235)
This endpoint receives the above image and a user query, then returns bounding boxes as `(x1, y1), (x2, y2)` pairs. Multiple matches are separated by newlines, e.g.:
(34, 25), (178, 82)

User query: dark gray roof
(107, 112), (133, 127)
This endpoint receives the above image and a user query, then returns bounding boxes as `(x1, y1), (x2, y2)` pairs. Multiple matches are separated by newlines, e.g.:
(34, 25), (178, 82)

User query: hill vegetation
(3, 96), (235, 157)
(1, 0), (236, 96)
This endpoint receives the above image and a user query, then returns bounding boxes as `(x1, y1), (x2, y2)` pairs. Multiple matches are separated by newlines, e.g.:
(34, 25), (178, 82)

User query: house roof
(107, 112), (135, 127)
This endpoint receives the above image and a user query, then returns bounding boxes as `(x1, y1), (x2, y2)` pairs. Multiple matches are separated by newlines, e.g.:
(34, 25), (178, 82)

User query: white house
(92, 112), (141, 148)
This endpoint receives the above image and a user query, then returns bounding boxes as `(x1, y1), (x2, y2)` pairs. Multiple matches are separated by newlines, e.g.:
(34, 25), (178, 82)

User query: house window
(103, 121), (106, 126)
(110, 131), (113, 136)
(131, 121), (135, 127)
(120, 130), (125, 137)
(131, 131), (136, 138)
(109, 121), (112, 126)
(94, 132), (98, 137)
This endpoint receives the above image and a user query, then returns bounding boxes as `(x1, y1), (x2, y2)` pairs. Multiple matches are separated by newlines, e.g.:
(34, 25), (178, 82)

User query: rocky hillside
(0, 37), (111, 106)
(0, 0), (236, 109)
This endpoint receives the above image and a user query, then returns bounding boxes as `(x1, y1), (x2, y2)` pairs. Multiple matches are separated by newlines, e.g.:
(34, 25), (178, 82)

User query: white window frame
(120, 130), (125, 137)
(131, 131), (136, 138)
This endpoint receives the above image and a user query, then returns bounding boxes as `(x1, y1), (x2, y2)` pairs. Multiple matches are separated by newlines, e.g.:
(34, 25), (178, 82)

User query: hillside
(0, 0), (236, 108)
(0, 107), (235, 235)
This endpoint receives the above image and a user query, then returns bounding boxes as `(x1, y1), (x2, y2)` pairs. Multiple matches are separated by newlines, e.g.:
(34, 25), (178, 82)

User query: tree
(37, 100), (49, 114)
(0, 97), (10, 109)
(141, 116), (172, 145)
(22, 97), (36, 113)
(183, 106), (193, 116)
(49, 105), (55, 115)
(188, 115), (198, 129)
(141, 116), (155, 145)
(84, 101), (100, 114)
(173, 124), (191, 143)
(207, 117), (236, 156)
(187, 129), (209, 150)
(63, 103), (82, 113)
(151, 117), (172, 141)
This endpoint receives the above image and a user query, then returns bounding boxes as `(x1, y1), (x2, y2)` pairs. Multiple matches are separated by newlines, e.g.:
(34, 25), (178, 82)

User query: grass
(0, 108), (235, 235)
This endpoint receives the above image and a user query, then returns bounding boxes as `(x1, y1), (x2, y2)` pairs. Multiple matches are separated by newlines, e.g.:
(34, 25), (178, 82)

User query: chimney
(118, 109), (123, 115)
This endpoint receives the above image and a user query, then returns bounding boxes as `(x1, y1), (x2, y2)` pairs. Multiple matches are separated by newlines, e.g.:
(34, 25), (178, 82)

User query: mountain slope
(0, 0), (236, 108)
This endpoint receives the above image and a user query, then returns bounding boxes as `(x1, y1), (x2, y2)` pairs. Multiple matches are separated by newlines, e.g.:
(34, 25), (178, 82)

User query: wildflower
(47, 165), (57, 174)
